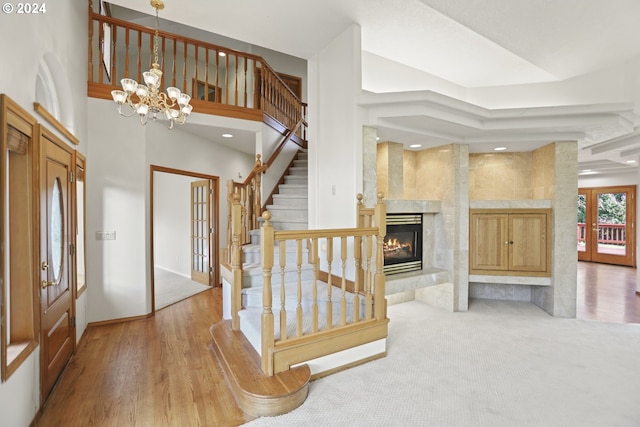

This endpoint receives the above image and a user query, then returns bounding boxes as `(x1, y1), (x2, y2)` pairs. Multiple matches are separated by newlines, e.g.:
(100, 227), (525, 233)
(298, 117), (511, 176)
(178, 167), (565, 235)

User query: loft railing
(88, 2), (307, 137)
(228, 193), (388, 376)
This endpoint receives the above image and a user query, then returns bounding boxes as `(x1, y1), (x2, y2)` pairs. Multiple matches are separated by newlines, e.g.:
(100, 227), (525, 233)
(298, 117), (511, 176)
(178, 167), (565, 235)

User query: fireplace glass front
(384, 214), (422, 275)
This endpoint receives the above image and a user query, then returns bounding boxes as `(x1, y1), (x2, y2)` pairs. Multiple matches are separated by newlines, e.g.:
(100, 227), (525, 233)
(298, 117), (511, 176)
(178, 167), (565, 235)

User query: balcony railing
(576, 223), (626, 245)
(88, 4), (306, 138)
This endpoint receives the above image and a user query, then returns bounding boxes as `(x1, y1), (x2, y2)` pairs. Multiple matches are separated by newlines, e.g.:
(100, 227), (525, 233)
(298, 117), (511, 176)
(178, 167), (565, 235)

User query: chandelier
(110, 0), (192, 129)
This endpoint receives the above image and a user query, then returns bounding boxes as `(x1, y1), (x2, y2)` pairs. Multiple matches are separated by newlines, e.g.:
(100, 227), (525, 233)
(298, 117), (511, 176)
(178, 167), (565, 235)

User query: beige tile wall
(469, 152), (534, 200)
(415, 145), (455, 200)
(532, 143), (556, 199)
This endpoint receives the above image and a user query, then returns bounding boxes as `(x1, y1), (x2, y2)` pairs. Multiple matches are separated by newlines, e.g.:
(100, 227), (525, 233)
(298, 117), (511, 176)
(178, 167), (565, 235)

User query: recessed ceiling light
(494, 146), (507, 151)
(626, 160), (636, 164)
(409, 144), (422, 148)
(376, 137), (380, 141)
(219, 52), (226, 57)
(222, 133), (233, 138)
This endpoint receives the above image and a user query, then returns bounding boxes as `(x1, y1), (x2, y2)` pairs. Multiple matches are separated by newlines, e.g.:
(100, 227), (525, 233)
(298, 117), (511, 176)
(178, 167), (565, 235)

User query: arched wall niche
(36, 52), (75, 135)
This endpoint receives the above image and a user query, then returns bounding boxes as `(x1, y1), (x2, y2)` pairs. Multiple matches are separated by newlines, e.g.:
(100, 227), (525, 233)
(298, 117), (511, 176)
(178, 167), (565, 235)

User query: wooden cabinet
(470, 209), (551, 276)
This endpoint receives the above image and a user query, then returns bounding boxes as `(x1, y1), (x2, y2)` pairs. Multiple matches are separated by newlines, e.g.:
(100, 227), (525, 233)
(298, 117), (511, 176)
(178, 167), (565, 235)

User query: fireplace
(383, 214), (422, 275)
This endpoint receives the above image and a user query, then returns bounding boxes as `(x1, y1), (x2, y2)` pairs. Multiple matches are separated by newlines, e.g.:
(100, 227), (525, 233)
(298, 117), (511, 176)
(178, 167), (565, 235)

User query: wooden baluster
(182, 40), (188, 93)
(98, 18), (104, 84)
(365, 233), (373, 320)
(243, 56), (248, 107)
(234, 54), (239, 106)
(326, 237), (333, 329)
(215, 49), (220, 103)
(124, 27), (130, 79)
(111, 23), (117, 88)
(374, 192), (386, 321)
(171, 38), (177, 88)
(296, 239), (303, 337)
(310, 238), (319, 333)
(224, 52), (229, 106)
(193, 44), (199, 98)
(340, 236), (347, 326)
(354, 233), (361, 324)
(137, 31), (142, 83)
(279, 240), (287, 341)
(260, 211), (275, 376)
(254, 154), (262, 230)
(88, 3), (93, 84)
(204, 48), (210, 101)
(230, 194), (242, 330)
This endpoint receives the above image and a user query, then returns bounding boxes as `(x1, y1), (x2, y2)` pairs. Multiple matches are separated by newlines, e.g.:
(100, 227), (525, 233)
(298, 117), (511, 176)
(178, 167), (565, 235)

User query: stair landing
(209, 320), (310, 418)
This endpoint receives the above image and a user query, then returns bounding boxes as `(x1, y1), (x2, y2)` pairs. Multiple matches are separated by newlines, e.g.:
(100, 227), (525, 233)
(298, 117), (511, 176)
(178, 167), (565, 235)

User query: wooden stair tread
(210, 320), (310, 417)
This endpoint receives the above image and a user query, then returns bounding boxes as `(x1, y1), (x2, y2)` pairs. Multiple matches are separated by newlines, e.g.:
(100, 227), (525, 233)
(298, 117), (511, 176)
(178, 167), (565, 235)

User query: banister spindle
(326, 237), (333, 329)
(296, 238), (303, 337)
(260, 211), (275, 375)
(340, 236), (347, 326)
(310, 238), (319, 333)
(279, 239), (287, 341)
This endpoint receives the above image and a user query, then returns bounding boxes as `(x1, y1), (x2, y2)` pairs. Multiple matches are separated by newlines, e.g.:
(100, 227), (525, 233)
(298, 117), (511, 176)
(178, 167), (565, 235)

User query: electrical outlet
(95, 231), (116, 240)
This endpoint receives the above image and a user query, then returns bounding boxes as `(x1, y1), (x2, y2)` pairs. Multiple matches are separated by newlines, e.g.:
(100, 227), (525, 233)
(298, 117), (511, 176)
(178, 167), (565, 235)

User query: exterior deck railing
(577, 223), (626, 245)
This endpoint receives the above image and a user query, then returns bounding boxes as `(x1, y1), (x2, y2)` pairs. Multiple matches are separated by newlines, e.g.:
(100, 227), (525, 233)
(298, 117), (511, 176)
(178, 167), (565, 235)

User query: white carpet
(154, 268), (210, 309)
(242, 299), (640, 427)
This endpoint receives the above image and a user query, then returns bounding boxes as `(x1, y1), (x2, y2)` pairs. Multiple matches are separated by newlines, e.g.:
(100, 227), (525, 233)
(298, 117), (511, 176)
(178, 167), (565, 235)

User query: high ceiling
(107, 0), (640, 176)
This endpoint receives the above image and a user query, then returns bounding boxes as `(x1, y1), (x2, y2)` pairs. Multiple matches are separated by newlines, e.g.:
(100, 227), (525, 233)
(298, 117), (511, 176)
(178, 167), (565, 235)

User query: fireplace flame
(383, 237), (412, 254)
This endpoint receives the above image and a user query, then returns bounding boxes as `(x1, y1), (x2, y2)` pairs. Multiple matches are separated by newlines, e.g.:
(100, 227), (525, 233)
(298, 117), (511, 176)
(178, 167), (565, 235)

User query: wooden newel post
(260, 210), (275, 376)
(231, 193), (242, 331)
(374, 192), (386, 320)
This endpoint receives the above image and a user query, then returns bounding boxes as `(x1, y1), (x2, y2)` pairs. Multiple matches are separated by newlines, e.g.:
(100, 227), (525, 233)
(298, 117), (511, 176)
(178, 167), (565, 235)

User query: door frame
(578, 185), (636, 267)
(149, 165), (220, 315)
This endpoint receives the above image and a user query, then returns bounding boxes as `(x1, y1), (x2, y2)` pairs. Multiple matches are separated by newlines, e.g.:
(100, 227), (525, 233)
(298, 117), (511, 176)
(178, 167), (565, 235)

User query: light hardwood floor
(36, 262), (640, 427)
(576, 261), (640, 324)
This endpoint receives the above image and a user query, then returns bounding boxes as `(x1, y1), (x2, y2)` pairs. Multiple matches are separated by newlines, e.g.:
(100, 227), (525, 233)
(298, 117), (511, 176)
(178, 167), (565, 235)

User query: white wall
(87, 98), (256, 321)
(308, 24), (364, 229)
(0, 0), (87, 424)
(153, 172), (194, 277)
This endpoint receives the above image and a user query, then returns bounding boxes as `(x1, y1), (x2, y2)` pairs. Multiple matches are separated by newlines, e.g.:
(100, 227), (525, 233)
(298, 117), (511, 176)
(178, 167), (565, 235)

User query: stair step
(278, 184), (308, 196)
(209, 320), (310, 418)
(293, 160), (308, 167)
(272, 194), (308, 208)
(284, 175), (308, 185)
(287, 167), (308, 175)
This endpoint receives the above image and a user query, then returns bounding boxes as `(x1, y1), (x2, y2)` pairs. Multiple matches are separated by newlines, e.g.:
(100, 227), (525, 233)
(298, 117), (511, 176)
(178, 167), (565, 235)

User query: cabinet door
(509, 213), (547, 272)
(470, 213), (509, 271)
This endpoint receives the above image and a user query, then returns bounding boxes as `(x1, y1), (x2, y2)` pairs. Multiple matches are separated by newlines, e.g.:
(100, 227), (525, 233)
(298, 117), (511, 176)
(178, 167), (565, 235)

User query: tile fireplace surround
(383, 200), (451, 307)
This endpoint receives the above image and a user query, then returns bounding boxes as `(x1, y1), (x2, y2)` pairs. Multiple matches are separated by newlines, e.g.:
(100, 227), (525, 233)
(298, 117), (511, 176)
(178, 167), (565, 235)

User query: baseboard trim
(87, 313), (152, 327)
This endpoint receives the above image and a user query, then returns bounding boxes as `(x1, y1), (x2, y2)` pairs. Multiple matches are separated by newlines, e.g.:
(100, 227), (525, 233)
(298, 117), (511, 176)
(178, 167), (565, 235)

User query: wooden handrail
(88, 3), (307, 134)
(255, 193), (387, 375)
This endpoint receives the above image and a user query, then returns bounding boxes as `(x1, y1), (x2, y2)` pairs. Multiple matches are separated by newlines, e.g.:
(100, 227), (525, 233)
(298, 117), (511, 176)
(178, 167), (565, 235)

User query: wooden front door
(40, 127), (75, 401)
(578, 186), (636, 267)
(191, 180), (211, 285)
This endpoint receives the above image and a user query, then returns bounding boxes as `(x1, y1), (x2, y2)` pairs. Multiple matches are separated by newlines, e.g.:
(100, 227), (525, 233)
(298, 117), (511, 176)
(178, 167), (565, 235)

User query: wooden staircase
(209, 320), (310, 418)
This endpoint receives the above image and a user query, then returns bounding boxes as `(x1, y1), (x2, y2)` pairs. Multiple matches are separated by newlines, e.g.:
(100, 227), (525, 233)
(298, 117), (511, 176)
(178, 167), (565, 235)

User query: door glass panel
(51, 177), (64, 283)
(577, 194), (586, 253)
(597, 192), (626, 256)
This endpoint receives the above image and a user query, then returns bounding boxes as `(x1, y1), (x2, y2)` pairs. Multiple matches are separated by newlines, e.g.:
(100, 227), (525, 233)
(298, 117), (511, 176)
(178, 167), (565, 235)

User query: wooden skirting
(209, 320), (310, 418)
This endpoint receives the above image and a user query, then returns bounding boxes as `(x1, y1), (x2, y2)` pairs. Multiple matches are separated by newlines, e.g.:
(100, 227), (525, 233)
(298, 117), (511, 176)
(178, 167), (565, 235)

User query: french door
(577, 186), (635, 266)
(191, 180), (211, 285)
